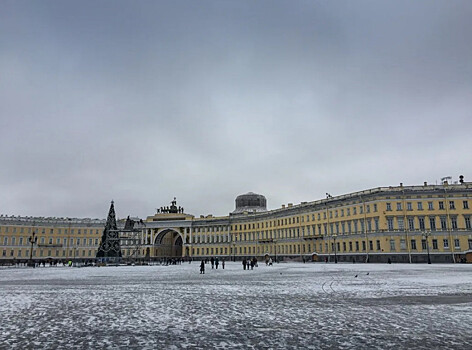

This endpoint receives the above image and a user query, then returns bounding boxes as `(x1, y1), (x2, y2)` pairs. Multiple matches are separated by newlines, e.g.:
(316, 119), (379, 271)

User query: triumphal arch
(144, 198), (194, 259)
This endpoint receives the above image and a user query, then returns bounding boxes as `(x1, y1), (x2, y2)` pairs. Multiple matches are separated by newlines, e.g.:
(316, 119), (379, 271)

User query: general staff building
(1, 180), (472, 264)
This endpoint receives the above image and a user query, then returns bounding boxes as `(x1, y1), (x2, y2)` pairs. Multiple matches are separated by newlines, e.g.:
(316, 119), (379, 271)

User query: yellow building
(0, 217), (104, 263)
(1, 181), (472, 264)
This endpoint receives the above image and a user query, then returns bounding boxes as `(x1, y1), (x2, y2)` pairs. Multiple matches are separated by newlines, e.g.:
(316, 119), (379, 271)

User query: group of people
(199, 257), (225, 274)
(199, 256), (277, 274)
(242, 257), (258, 270)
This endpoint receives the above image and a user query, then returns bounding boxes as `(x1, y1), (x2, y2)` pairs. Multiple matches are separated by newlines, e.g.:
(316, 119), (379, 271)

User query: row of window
(0, 236), (99, 246)
(386, 216), (471, 231)
(189, 215), (472, 244)
(327, 238), (472, 253)
(2, 249), (96, 258)
(0, 227), (101, 235)
(191, 238), (472, 256)
(386, 200), (469, 211)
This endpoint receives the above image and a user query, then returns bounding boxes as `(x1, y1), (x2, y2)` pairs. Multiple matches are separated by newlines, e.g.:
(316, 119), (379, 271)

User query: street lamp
(274, 240), (277, 263)
(333, 233), (338, 264)
(422, 230), (432, 264)
(28, 230), (38, 267)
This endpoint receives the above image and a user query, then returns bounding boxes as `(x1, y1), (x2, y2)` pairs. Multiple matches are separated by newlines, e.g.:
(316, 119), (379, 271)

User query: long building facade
(1, 181), (472, 264)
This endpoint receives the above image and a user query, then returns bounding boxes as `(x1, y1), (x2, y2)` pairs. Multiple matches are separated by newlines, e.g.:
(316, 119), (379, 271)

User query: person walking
(222, 259), (225, 269)
(215, 257), (219, 269)
(210, 257), (215, 269)
(200, 260), (205, 274)
(242, 259), (246, 270)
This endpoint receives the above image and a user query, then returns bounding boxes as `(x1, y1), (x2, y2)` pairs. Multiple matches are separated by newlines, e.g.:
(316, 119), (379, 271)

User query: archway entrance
(153, 229), (183, 258)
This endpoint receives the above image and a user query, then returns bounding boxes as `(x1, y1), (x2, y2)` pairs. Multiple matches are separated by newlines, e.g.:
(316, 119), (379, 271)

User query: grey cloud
(1, 0), (471, 218)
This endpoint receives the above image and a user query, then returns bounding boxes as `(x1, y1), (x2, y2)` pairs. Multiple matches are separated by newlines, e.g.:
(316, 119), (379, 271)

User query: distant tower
(96, 201), (122, 259)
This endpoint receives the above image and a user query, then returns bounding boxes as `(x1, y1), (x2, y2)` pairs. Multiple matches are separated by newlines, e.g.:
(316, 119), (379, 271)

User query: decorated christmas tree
(96, 201), (122, 259)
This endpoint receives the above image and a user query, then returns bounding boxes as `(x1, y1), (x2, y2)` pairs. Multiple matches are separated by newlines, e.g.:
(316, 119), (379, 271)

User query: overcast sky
(1, 1), (471, 219)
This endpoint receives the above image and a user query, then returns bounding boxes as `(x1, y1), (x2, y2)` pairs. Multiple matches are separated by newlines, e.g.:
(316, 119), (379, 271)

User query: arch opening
(153, 229), (183, 258)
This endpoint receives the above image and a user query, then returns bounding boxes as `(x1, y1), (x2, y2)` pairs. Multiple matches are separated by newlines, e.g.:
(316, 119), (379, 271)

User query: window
(464, 201), (469, 209)
(374, 218), (379, 231)
(411, 239), (417, 250)
(417, 202), (423, 210)
(439, 201), (444, 210)
(386, 203), (392, 211)
(454, 239), (460, 249)
(469, 239), (472, 250)
(376, 240), (381, 250)
(451, 217), (457, 230)
(343, 242), (346, 251)
(374, 204), (378, 212)
(355, 241), (359, 251)
(408, 217), (415, 231)
(390, 240), (396, 251)
(465, 217), (471, 229)
(440, 217), (447, 230)
(432, 239), (438, 249)
(349, 242), (353, 251)
(421, 239), (427, 250)
(353, 207), (357, 215)
(419, 217), (425, 230)
(359, 206), (363, 214)
(443, 239), (449, 249)
(366, 205), (370, 213)
(398, 218), (404, 230)
(369, 240), (373, 250)
(449, 201), (455, 210)
(347, 209), (350, 216)
(387, 218), (394, 231)
(407, 202), (412, 211)
(400, 239), (406, 250)
(362, 241), (366, 251)
(397, 203), (402, 211)
(429, 217), (436, 231)
(428, 202), (434, 210)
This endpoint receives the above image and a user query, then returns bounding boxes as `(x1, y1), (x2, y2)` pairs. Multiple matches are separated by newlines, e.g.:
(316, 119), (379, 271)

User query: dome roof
(232, 192), (267, 214)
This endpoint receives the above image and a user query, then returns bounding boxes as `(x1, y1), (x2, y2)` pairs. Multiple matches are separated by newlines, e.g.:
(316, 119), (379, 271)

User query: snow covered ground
(1, 262), (472, 349)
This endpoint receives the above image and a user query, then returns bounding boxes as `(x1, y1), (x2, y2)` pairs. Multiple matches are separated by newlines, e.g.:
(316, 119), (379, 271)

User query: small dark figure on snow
(222, 259), (225, 269)
(211, 257), (215, 269)
(215, 258), (219, 269)
(200, 260), (205, 274)
(242, 259), (247, 270)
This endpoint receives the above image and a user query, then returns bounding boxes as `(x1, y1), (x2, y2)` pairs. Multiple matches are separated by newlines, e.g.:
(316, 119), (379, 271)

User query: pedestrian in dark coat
(211, 257), (215, 269)
(200, 261), (205, 274)
(215, 258), (219, 269)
